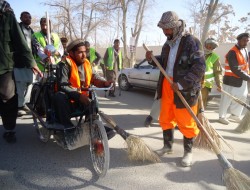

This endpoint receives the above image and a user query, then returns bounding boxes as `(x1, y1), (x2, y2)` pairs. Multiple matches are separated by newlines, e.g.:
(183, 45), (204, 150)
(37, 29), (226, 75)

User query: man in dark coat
(0, 1), (41, 143)
(146, 11), (205, 167)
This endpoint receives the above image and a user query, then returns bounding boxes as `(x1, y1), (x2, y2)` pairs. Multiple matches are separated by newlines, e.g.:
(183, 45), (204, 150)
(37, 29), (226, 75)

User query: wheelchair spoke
(89, 120), (109, 177)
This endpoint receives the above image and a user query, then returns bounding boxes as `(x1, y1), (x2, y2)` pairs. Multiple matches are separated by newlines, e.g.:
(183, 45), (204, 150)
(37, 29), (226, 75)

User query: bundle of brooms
(98, 111), (161, 163)
(143, 44), (250, 190)
(220, 89), (250, 133)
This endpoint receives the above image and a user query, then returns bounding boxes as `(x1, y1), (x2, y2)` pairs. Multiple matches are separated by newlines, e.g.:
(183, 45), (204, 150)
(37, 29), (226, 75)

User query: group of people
(0, 0), (122, 143)
(0, 0), (249, 169)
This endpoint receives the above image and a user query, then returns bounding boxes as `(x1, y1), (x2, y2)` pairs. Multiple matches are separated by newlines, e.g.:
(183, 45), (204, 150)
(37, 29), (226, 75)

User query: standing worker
(60, 37), (68, 56)
(144, 93), (161, 127)
(32, 17), (64, 71)
(103, 39), (123, 97)
(14, 11), (35, 117)
(202, 38), (222, 108)
(146, 11), (205, 167)
(218, 33), (250, 125)
(0, 1), (41, 143)
(84, 41), (102, 73)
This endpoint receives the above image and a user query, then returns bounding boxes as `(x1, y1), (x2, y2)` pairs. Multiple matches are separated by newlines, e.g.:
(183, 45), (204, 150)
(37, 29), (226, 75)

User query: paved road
(0, 87), (250, 190)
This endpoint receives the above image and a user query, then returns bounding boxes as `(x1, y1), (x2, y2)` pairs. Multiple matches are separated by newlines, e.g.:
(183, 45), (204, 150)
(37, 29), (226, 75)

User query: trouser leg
(229, 81), (248, 117)
(53, 92), (74, 127)
(24, 83), (33, 104)
(0, 72), (17, 131)
(201, 87), (210, 109)
(15, 81), (27, 107)
(0, 94), (18, 131)
(219, 84), (233, 118)
(150, 98), (161, 120)
(106, 70), (116, 95)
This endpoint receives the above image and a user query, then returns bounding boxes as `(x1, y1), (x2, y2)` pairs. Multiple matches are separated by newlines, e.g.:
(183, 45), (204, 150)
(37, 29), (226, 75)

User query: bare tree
(44, 0), (115, 41)
(238, 12), (250, 33)
(188, 0), (234, 43)
(130, 0), (147, 67)
(118, 0), (133, 67)
(30, 15), (41, 32)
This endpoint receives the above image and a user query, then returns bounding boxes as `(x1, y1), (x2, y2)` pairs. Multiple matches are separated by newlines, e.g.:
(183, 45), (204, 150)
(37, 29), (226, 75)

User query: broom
(98, 111), (161, 163)
(195, 92), (233, 151)
(143, 44), (250, 190)
(220, 89), (250, 133)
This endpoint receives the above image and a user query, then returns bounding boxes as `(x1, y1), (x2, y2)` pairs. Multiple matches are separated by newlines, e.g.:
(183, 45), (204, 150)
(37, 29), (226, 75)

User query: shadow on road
(0, 123), (112, 190)
(163, 157), (250, 189)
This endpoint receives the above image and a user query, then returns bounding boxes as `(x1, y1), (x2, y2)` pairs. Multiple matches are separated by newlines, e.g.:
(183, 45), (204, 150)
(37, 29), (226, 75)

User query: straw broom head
(194, 114), (222, 151)
(194, 93), (232, 152)
(126, 135), (161, 163)
(235, 111), (250, 133)
(98, 111), (161, 163)
(223, 167), (250, 190)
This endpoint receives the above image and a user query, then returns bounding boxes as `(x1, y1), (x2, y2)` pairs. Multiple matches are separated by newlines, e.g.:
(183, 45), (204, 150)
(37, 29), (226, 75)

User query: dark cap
(60, 37), (68, 43)
(237, 33), (249, 40)
(66, 39), (85, 52)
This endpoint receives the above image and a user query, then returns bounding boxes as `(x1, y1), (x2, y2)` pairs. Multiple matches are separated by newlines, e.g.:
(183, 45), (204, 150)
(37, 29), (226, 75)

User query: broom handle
(220, 88), (250, 111)
(98, 111), (129, 140)
(46, 12), (51, 45)
(143, 44), (233, 168)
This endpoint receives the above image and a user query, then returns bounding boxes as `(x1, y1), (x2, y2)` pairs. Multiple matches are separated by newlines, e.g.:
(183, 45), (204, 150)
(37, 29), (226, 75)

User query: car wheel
(118, 75), (131, 91)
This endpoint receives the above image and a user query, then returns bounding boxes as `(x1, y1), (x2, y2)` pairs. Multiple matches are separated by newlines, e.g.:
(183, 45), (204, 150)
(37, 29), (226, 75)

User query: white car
(118, 57), (220, 97)
(118, 56), (161, 91)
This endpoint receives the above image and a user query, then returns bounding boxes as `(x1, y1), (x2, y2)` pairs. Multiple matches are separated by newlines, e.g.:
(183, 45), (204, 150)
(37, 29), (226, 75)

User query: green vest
(89, 48), (97, 64)
(204, 52), (219, 88)
(106, 47), (122, 70)
(33, 32), (61, 71)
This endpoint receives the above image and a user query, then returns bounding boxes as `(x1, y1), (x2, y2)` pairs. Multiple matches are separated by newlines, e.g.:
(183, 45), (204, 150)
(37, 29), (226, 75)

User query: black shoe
(104, 126), (116, 140)
(3, 131), (16, 143)
(144, 115), (153, 127)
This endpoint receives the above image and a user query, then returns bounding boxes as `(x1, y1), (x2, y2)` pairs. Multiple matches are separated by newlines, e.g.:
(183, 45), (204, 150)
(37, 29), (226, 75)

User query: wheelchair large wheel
(89, 119), (110, 177)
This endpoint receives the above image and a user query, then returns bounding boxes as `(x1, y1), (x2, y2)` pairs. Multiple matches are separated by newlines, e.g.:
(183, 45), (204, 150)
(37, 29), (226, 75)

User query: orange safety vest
(224, 46), (249, 78)
(66, 56), (92, 96)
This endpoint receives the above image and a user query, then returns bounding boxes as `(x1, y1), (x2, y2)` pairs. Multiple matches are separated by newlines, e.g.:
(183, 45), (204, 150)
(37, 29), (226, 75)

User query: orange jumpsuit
(159, 78), (199, 138)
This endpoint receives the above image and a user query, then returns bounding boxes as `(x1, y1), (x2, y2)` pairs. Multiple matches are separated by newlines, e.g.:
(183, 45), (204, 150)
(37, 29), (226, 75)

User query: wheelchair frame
(27, 63), (112, 178)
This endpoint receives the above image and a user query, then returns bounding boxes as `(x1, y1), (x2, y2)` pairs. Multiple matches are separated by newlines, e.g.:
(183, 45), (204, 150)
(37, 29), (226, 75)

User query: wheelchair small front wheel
(89, 119), (110, 177)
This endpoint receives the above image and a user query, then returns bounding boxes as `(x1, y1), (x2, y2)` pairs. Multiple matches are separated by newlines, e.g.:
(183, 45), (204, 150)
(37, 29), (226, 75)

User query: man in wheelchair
(54, 39), (115, 139)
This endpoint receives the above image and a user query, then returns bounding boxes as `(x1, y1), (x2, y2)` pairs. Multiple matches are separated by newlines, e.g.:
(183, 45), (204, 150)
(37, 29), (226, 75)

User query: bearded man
(146, 11), (205, 167)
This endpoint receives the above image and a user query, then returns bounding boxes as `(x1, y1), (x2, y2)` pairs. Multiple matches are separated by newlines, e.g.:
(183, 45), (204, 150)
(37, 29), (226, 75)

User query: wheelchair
(27, 46), (112, 177)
